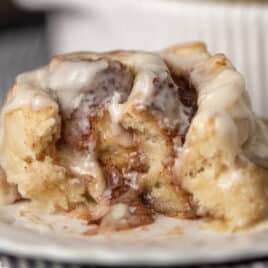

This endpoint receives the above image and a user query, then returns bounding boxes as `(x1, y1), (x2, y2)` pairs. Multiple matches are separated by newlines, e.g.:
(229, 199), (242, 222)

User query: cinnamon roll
(1, 42), (268, 230)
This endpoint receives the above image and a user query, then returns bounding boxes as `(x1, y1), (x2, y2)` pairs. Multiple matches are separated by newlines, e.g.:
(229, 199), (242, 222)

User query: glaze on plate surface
(0, 203), (268, 266)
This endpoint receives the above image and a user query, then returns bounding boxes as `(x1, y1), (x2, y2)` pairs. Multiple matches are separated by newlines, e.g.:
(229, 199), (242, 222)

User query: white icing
(57, 144), (105, 201)
(118, 53), (184, 130)
(108, 92), (124, 124)
(192, 66), (255, 159)
(3, 84), (58, 114)
(108, 92), (133, 147)
(46, 60), (109, 116)
(0, 56), (132, 197)
(163, 48), (268, 169)
(4, 51), (185, 131)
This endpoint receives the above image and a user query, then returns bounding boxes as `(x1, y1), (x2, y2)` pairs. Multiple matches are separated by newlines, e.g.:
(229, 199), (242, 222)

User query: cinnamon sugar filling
(55, 60), (198, 228)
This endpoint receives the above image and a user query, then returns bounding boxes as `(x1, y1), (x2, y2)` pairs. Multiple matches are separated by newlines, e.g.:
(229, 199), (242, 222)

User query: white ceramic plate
(1, 203), (268, 266)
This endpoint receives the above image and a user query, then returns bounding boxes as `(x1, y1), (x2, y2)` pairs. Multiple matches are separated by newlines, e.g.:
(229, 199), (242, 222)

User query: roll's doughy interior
(1, 42), (268, 231)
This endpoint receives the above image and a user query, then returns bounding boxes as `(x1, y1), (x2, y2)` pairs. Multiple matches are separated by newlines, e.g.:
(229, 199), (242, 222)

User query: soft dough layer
(162, 43), (268, 229)
(1, 42), (268, 230)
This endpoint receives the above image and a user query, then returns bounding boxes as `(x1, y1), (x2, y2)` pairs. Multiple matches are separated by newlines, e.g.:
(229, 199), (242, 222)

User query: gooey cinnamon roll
(1, 42), (268, 231)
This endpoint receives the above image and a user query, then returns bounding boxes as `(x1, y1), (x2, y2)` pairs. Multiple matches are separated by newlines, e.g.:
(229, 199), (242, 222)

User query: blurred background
(0, 0), (48, 97)
(1, 0), (268, 116)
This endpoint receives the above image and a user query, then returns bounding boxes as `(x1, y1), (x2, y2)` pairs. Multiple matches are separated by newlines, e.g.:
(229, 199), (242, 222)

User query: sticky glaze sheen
(2, 46), (268, 176)
(0, 52), (192, 194)
(162, 47), (268, 169)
